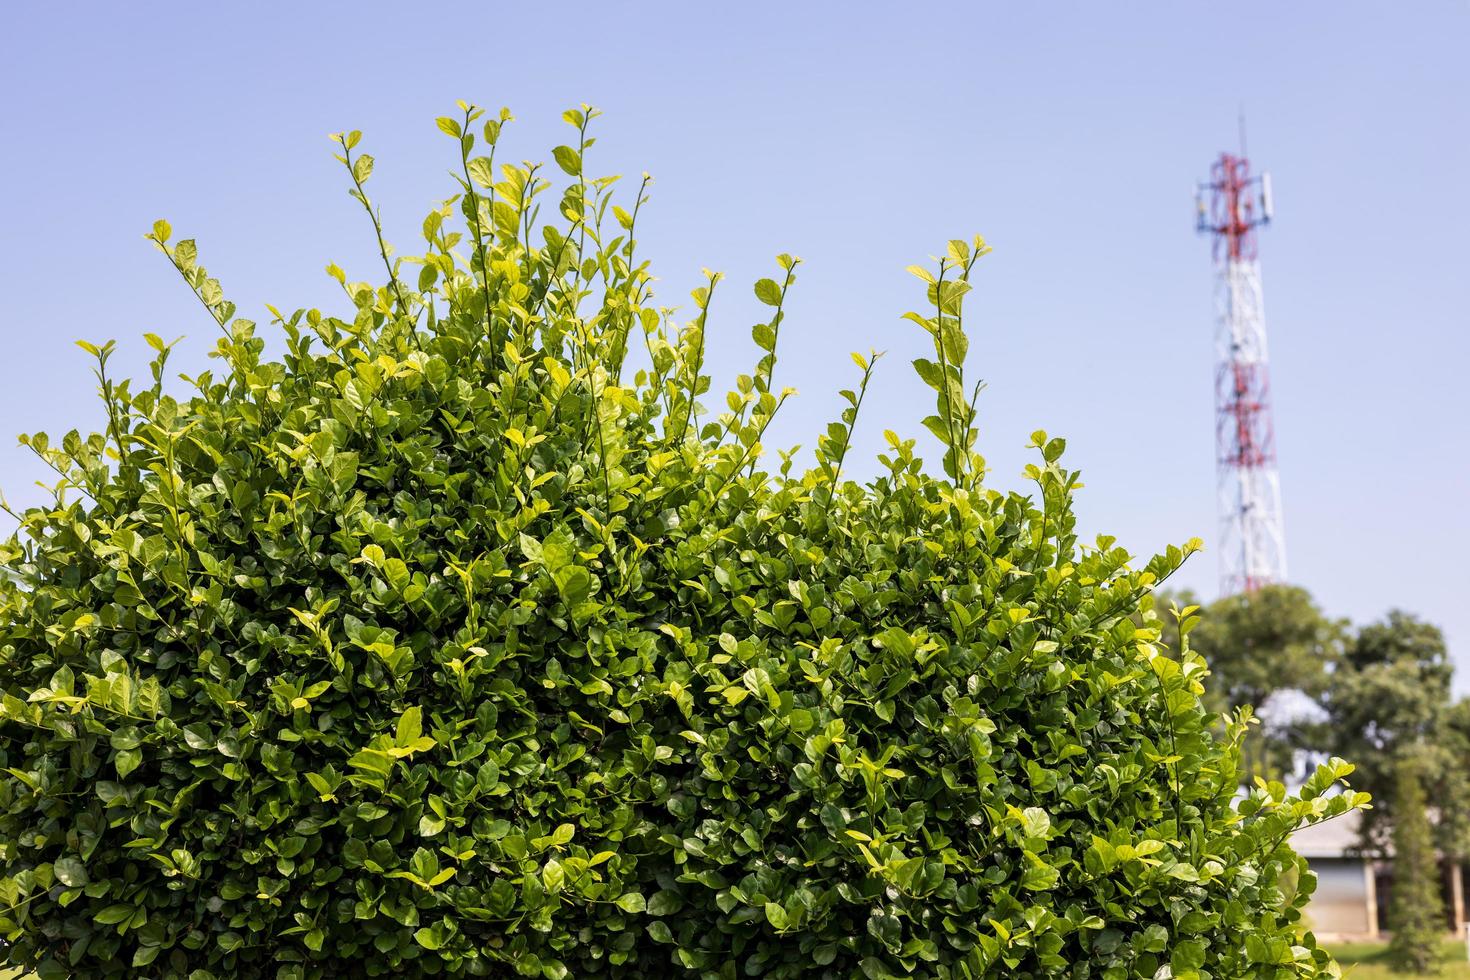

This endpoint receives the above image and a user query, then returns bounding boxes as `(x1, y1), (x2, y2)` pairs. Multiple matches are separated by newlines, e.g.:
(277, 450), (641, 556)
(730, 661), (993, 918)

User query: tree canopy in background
(1166, 587), (1466, 864)
(1185, 585), (1342, 716)
(1318, 611), (1469, 860)
(1158, 585), (1341, 785)
(0, 105), (1367, 979)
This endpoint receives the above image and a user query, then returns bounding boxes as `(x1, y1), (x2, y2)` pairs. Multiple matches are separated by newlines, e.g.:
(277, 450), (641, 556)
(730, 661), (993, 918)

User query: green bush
(0, 104), (1366, 979)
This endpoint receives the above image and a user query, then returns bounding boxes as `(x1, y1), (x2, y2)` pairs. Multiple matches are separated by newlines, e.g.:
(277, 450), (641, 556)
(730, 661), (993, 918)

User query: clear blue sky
(3, 3), (1467, 690)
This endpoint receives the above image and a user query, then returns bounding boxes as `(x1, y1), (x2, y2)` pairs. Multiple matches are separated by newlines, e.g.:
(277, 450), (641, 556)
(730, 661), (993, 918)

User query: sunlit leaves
(551, 145), (581, 177)
(465, 157), (495, 188)
(753, 278), (782, 306)
(0, 104), (1364, 980)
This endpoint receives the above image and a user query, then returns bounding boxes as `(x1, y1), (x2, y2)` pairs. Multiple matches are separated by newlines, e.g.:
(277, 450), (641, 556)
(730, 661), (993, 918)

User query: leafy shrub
(0, 104), (1366, 979)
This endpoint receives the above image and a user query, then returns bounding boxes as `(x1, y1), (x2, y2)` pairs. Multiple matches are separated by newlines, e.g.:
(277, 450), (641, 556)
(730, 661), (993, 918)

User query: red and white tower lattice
(1196, 150), (1287, 596)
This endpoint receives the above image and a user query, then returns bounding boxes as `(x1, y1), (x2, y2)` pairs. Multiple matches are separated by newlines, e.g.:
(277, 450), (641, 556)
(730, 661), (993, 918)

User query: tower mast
(1196, 149), (1287, 595)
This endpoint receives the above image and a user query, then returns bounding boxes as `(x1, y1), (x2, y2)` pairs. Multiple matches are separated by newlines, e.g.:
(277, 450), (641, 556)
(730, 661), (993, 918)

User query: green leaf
(94, 904), (135, 925)
(396, 706), (423, 746)
(752, 322), (776, 353)
(552, 145), (581, 176)
(1020, 853), (1059, 891)
(1019, 806), (1050, 839)
(54, 856), (89, 887)
(467, 157), (495, 188)
(1171, 940), (1207, 972)
(115, 748), (141, 779)
(753, 278), (782, 306)
(647, 890), (683, 916)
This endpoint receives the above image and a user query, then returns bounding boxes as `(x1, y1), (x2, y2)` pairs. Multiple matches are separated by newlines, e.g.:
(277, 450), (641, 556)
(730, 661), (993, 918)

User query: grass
(1331, 939), (1470, 977)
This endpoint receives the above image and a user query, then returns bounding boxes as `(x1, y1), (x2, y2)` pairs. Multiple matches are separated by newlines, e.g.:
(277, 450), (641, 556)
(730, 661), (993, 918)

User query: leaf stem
(340, 140), (420, 349)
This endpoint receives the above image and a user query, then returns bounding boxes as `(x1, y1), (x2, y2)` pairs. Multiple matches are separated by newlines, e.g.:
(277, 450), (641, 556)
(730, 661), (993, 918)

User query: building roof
(1290, 809), (1365, 859)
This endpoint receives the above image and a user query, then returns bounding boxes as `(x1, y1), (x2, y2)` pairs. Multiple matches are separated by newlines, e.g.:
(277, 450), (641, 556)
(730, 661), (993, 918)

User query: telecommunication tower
(1196, 148), (1287, 596)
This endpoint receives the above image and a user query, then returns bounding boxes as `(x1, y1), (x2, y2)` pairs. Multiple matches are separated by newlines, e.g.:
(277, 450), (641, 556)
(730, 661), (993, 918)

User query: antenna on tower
(1196, 143), (1288, 596)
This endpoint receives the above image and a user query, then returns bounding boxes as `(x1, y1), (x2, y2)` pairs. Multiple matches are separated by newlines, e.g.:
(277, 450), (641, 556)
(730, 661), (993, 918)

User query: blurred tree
(1319, 611), (1468, 859)
(1443, 698), (1470, 857)
(1164, 585), (1343, 783)
(1188, 585), (1343, 713)
(1157, 590), (1468, 857)
(1387, 752), (1444, 974)
(1346, 611), (1457, 677)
